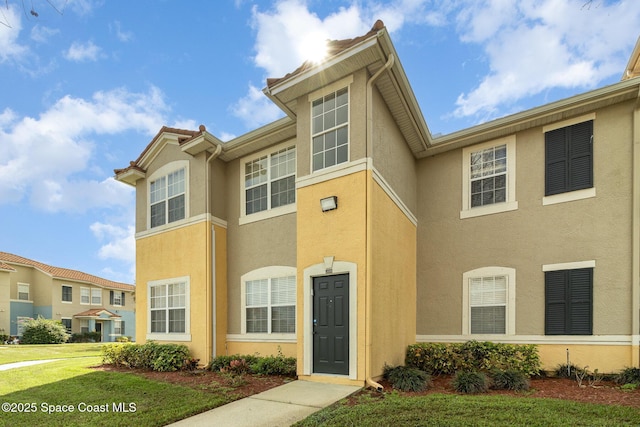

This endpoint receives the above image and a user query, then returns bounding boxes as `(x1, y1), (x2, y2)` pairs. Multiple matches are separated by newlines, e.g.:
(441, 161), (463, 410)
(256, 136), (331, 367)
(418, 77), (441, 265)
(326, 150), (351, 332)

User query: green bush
(208, 352), (296, 377)
(406, 341), (540, 376)
(383, 364), (431, 392)
(20, 316), (70, 344)
(554, 363), (582, 378)
(69, 331), (102, 343)
(101, 341), (191, 372)
(491, 369), (530, 391)
(616, 367), (640, 385)
(208, 354), (260, 372)
(452, 371), (489, 394)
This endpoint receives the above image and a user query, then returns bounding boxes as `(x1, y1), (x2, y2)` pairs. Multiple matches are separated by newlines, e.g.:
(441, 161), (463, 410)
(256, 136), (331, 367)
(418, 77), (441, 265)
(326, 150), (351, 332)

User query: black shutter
(545, 270), (567, 334)
(110, 291), (114, 305)
(545, 128), (568, 196)
(568, 268), (593, 335)
(568, 120), (593, 192)
(121, 321), (125, 335)
(122, 292), (125, 306)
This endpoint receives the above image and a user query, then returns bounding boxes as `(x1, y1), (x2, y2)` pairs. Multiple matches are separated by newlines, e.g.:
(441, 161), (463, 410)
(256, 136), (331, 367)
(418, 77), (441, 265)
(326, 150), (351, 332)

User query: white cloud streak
(64, 40), (103, 62)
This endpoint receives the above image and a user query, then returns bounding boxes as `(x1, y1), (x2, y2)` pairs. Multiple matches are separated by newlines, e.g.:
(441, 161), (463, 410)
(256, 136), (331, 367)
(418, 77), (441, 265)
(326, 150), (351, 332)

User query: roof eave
(114, 168), (146, 187)
(180, 131), (224, 156)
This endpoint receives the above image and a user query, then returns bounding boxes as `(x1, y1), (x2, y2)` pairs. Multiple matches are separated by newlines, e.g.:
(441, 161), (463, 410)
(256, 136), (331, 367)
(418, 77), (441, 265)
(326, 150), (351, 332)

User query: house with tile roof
(116, 21), (640, 386)
(0, 252), (135, 342)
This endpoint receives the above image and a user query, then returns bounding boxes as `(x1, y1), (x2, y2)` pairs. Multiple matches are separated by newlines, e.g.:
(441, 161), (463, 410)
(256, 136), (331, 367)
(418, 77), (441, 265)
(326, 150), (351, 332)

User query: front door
(95, 322), (102, 342)
(313, 274), (349, 375)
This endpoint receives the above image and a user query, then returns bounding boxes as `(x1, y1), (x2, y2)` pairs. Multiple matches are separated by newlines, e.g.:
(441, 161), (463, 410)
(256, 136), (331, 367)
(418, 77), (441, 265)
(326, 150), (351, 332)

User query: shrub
(20, 316), (70, 344)
(250, 353), (297, 376)
(616, 367), (640, 385)
(554, 363), (582, 378)
(406, 341), (540, 376)
(452, 371), (489, 394)
(0, 334), (9, 344)
(491, 369), (530, 391)
(69, 331), (102, 343)
(101, 341), (191, 372)
(223, 359), (250, 374)
(116, 336), (131, 343)
(208, 354), (260, 372)
(383, 364), (431, 392)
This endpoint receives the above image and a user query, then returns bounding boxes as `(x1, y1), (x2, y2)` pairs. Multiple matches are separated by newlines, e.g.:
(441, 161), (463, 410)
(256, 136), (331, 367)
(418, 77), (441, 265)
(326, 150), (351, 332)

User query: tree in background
(21, 316), (70, 344)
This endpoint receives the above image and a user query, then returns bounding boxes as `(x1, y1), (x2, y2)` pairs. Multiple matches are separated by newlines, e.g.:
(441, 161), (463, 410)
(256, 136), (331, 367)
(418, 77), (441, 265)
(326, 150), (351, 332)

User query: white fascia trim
(136, 213), (227, 240)
(416, 334), (632, 346)
(542, 187), (596, 206)
(239, 204), (296, 225)
(542, 260), (596, 272)
(371, 166), (417, 226)
(542, 112), (596, 133)
(9, 299), (33, 304)
(226, 334), (297, 343)
(297, 158), (369, 189)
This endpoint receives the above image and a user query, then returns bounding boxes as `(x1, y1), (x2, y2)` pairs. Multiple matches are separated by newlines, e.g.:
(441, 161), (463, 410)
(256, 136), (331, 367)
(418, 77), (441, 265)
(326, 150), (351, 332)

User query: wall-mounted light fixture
(320, 196), (338, 212)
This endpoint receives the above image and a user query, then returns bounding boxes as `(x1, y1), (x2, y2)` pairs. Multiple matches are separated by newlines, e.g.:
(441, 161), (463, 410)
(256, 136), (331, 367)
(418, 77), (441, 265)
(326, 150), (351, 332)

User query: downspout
(632, 88), (640, 367)
(205, 142), (223, 360)
(364, 53), (395, 391)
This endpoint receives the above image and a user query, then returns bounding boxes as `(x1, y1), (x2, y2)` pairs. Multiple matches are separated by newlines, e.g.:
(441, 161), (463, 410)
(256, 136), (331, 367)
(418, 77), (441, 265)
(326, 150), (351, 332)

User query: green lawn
(295, 390), (640, 427)
(0, 343), (104, 364)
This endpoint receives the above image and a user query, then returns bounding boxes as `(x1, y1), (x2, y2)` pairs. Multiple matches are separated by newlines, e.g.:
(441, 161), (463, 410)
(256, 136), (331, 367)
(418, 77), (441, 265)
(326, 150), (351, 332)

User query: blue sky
(1, 0), (638, 284)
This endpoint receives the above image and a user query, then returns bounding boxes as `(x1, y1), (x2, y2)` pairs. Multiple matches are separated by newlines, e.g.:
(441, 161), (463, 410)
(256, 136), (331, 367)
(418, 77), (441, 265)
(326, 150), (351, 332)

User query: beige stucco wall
(416, 102), (634, 339)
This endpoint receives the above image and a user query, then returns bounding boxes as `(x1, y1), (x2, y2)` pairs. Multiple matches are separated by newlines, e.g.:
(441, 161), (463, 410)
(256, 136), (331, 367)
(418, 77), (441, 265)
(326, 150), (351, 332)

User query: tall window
(545, 267), (593, 335)
(110, 290), (124, 306)
(114, 320), (124, 335)
(17, 283), (29, 301)
(61, 318), (72, 333)
(62, 285), (72, 302)
(312, 87), (349, 171)
(470, 276), (506, 334)
(91, 288), (102, 305)
(470, 145), (507, 208)
(150, 168), (186, 228)
(244, 146), (296, 215)
(245, 276), (296, 334)
(545, 120), (593, 196)
(81, 287), (90, 304)
(150, 280), (187, 334)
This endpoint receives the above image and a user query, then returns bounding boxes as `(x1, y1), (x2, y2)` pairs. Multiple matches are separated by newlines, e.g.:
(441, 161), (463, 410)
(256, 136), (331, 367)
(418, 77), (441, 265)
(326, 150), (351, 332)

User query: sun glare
(300, 34), (329, 64)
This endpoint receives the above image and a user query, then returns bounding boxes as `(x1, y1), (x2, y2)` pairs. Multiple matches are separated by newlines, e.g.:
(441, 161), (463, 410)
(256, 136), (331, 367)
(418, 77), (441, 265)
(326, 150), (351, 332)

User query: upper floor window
(461, 136), (517, 219)
(17, 283), (29, 301)
(81, 287), (90, 304)
(62, 285), (72, 303)
(545, 119), (593, 196)
(244, 146), (296, 216)
(91, 288), (102, 305)
(311, 87), (349, 171)
(110, 290), (125, 307)
(150, 167), (186, 228)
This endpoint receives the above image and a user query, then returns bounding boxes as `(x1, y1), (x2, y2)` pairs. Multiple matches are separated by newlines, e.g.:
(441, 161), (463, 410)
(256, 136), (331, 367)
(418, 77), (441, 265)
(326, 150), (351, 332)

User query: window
(242, 267), (296, 335)
(312, 87), (349, 171)
(470, 276), (506, 334)
(462, 267), (515, 335)
(244, 146), (296, 215)
(91, 288), (102, 305)
(80, 319), (89, 334)
(17, 283), (29, 301)
(61, 318), (72, 334)
(81, 287), (90, 305)
(16, 317), (31, 336)
(545, 266), (593, 335)
(114, 320), (124, 335)
(148, 277), (190, 339)
(545, 119), (593, 196)
(62, 285), (72, 302)
(461, 136), (517, 219)
(150, 167), (186, 228)
(110, 290), (124, 306)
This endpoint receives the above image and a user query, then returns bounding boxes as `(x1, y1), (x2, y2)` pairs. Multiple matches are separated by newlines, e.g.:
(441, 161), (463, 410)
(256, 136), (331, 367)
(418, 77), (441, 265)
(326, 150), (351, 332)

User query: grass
(295, 391), (640, 427)
(0, 357), (230, 426)
(0, 343), (104, 364)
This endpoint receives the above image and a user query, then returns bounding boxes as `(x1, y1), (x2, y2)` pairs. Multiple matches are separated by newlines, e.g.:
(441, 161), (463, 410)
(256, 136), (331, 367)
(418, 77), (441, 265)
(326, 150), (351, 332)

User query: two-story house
(0, 252), (135, 342)
(115, 21), (640, 386)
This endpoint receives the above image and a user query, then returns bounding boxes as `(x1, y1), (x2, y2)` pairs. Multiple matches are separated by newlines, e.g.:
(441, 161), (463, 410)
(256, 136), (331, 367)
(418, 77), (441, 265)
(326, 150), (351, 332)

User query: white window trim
(461, 135), (518, 219)
(462, 267), (516, 336)
(91, 288), (102, 306)
(542, 113), (596, 206)
(239, 141), (297, 225)
(542, 260), (596, 272)
(112, 291), (123, 307)
(17, 282), (30, 301)
(61, 285), (72, 304)
(146, 276), (191, 342)
(240, 266), (297, 340)
(113, 319), (123, 336)
(80, 287), (90, 305)
(308, 75), (353, 175)
(146, 160), (190, 231)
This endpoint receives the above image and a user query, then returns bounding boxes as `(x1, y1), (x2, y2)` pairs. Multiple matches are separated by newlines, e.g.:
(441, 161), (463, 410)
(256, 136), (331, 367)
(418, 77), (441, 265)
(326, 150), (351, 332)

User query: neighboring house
(0, 252), (135, 342)
(115, 21), (640, 386)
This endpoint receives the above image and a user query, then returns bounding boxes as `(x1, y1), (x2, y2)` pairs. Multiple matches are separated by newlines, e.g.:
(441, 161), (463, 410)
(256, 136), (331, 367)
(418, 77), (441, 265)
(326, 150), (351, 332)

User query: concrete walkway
(0, 359), (59, 371)
(167, 380), (361, 427)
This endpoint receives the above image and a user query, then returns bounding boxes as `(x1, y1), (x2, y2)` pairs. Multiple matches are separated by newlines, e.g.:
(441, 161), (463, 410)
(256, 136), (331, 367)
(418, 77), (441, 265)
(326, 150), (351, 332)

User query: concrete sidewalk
(166, 380), (361, 427)
(0, 359), (59, 371)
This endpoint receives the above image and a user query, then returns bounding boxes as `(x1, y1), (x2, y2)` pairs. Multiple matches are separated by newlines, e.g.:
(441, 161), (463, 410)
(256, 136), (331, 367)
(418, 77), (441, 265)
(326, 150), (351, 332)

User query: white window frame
(146, 276), (191, 341)
(461, 135), (518, 219)
(241, 266), (297, 340)
(62, 285), (72, 303)
(113, 291), (123, 307)
(147, 160), (189, 230)
(91, 288), (102, 306)
(17, 283), (30, 301)
(239, 141), (297, 225)
(309, 76), (353, 174)
(114, 319), (123, 335)
(462, 267), (516, 335)
(80, 287), (90, 305)
(61, 317), (72, 333)
(80, 319), (89, 334)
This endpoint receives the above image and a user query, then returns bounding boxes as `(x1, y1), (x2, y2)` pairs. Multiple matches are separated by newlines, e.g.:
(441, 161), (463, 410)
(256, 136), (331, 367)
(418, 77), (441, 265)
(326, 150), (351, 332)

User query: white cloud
(64, 40), (102, 62)
(91, 221), (136, 283)
(231, 83), (285, 128)
(30, 25), (60, 43)
(0, 4), (28, 63)
(110, 20), (133, 42)
(0, 86), (170, 211)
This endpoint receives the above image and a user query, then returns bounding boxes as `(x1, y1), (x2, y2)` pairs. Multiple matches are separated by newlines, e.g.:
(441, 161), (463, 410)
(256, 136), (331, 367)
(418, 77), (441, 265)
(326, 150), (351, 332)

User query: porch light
(320, 196), (338, 212)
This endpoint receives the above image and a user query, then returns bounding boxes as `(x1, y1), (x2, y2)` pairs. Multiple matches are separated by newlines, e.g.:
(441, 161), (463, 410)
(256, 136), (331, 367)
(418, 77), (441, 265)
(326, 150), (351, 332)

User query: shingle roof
(0, 262), (16, 272)
(0, 251), (134, 291)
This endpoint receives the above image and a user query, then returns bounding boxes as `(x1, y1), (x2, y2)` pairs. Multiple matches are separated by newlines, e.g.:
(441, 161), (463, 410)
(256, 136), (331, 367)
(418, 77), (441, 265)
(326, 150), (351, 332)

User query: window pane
(246, 307), (268, 333)
(167, 168), (185, 197)
(246, 185), (268, 214)
(150, 285), (166, 309)
(246, 279), (268, 306)
(150, 201), (166, 228)
(150, 177), (166, 204)
(150, 310), (166, 333)
(271, 276), (296, 305)
(271, 176), (295, 208)
(471, 306), (506, 334)
(168, 308), (185, 333)
(62, 286), (72, 302)
(272, 306), (295, 333)
(168, 194), (185, 223)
